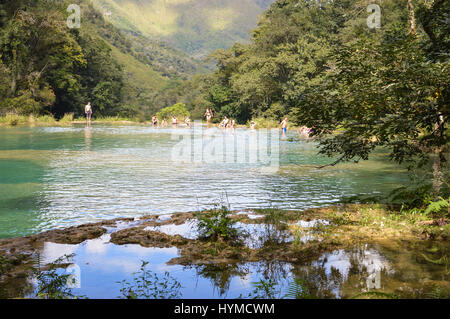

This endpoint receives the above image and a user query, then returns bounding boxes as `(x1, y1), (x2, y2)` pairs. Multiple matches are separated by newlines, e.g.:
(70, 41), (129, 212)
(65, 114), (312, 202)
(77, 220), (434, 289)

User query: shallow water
(25, 232), (448, 299)
(0, 125), (410, 238)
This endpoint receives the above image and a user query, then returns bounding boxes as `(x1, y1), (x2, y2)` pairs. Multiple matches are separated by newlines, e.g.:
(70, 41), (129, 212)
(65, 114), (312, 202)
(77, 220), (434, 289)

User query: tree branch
(316, 154), (346, 169)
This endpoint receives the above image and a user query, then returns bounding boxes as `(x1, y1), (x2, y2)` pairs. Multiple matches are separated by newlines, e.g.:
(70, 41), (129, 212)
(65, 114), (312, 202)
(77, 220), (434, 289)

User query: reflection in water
(292, 246), (393, 298)
(145, 220), (200, 240)
(190, 263), (252, 297)
(118, 261), (182, 299)
(13, 235), (448, 299)
(84, 126), (92, 151)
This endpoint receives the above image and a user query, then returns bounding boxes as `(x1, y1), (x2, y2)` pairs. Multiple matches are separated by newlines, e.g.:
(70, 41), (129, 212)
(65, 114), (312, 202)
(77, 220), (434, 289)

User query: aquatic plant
(32, 254), (83, 299)
(259, 210), (292, 248)
(118, 261), (182, 299)
(195, 206), (241, 243)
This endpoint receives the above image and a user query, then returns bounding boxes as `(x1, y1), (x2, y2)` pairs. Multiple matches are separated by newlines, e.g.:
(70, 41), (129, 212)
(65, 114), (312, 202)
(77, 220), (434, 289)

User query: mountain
(0, 0), (210, 119)
(91, 0), (275, 59)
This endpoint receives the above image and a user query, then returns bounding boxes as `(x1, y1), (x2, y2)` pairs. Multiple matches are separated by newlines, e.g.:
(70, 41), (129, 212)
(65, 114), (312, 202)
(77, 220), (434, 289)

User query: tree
(292, 3), (448, 196)
(156, 103), (190, 121)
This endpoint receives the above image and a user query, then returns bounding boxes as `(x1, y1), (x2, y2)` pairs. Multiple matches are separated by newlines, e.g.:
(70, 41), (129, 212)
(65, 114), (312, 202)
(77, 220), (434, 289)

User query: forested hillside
(0, 0), (206, 119)
(189, 0), (448, 191)
(91, 0), (274, 58)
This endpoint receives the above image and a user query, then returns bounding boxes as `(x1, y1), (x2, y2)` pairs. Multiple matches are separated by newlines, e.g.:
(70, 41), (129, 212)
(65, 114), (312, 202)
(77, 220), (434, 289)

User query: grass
(247, 117), (281, 129)
(0, 113), (150, 127)
(0, 114), (59, 126)
(246, 117), (304, 131)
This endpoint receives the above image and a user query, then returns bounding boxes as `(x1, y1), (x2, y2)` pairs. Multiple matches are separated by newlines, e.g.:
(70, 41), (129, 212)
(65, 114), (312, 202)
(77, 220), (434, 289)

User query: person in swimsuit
(172, 116), (178, 128)
(85, 102), (92, 125)
(280, 117), (288, 136)
(152, 115), (159, 128)
(205, 108), (213, 124)
(220, 116), (229, 129)
(250, 121), (256, 130)
(161, 118), (168, 128)
(298, 126), (307, 138)
(185, 117), (191, 128)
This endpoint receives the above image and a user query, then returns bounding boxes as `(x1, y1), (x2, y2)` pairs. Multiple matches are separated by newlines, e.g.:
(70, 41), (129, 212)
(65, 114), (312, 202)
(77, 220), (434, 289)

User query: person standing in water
(220, 116), (229, 129)
(172, 116), (178, 128)
(280, 117), (288, 136)
(152, 115), (159, 128)
(205, 108), (213, 124)
(161, 118), (168, 128)
(85, 102), (92, 125)
(185, 117), (191, 128)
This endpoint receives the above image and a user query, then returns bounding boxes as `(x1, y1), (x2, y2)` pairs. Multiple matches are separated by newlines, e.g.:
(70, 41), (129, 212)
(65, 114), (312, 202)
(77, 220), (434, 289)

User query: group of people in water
(85, 103), (313, 138)
(151, 115), (192, 128)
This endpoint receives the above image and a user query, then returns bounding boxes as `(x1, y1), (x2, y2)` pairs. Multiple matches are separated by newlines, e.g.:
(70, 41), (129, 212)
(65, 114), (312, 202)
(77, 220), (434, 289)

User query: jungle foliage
(192, 0), (448, 196)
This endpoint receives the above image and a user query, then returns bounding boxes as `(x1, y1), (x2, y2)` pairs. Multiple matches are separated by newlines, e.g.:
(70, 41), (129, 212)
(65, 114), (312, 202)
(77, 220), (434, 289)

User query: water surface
(0, 125), (410, 238)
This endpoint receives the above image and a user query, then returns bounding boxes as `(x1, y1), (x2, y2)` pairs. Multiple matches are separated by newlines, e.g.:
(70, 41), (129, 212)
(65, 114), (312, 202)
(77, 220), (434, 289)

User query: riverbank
(0, 114), (303, 130)
(0, 114), (143, 127)
(0, 204), (448, 299)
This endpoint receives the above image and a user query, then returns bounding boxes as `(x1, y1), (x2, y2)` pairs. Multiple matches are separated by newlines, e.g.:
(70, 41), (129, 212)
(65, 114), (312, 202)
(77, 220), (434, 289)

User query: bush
(195, 206), (239, 242)
(247, 117), (280, 129)
(0, 113), (27, 126)
(425, 197), (450, 218)
(59, 113), (74, 123)
(157, 103), (190, 121)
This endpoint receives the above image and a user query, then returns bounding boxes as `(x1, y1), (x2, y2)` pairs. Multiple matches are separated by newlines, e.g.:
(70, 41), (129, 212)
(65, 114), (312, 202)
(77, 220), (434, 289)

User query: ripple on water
(0, 126), (410, 237)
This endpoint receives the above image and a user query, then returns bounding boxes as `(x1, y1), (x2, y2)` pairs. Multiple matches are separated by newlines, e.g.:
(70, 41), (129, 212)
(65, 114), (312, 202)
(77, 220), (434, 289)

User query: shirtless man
(172, 116), (178, 128)
(85, 102), (92, 125)
(161, 118), (168, 128)
(280, 117), (288, 135)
